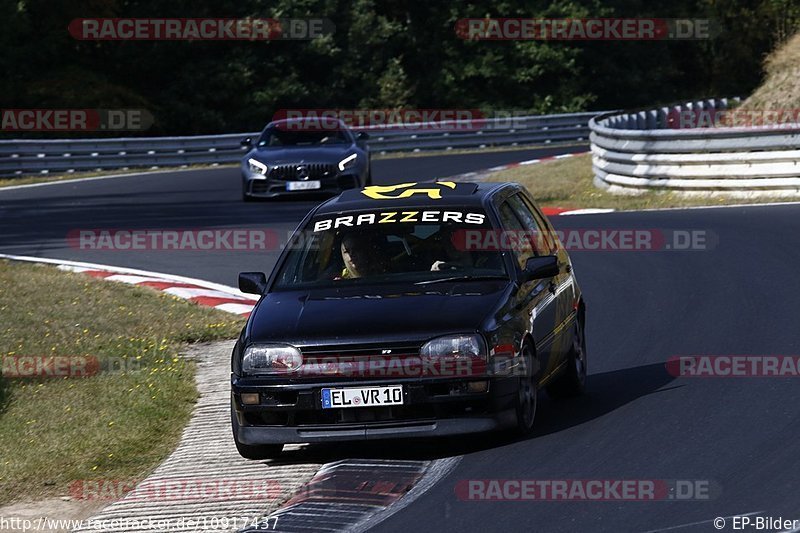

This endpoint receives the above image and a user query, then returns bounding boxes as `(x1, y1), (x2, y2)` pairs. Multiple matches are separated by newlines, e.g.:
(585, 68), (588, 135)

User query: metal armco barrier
(0, 112), (600, 177)
(590, 98), (800, 195)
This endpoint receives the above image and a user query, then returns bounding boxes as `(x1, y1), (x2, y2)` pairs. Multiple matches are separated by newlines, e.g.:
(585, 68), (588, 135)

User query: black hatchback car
(240, 118), (371, 201)
(231, 181), (587, 459)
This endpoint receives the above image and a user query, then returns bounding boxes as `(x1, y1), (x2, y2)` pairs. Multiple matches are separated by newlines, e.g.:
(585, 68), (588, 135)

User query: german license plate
(286, 180), (321, 191)
(321, 385), (403, 409)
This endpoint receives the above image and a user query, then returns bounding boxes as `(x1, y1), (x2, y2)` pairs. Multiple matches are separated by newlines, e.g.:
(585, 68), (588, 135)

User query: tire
(231, 404), (283, 460)
(547, 314), (587, 399)
(514, 346), (538, 436)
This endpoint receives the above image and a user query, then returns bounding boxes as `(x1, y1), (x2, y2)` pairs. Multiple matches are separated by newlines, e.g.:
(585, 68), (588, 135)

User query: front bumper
(232, 376), (518, 444)
(243, 174), (361, 198)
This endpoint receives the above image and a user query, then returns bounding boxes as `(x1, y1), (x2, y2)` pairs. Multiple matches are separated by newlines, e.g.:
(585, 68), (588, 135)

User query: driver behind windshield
(260, 125), (348, 147)
(427, 225), (469, 271)
(273, 214), (508, 289)
(336, 233), (389, 279)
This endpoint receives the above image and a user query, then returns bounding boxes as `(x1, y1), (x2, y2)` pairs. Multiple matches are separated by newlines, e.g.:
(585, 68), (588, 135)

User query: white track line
(612, 200), (800, 213)
(162, 287), (250, 301)
(642, 511), (763, 533)
(0, 166), (231, 193)
(216, 303), (259, 315)
(559, 208), (617, 216)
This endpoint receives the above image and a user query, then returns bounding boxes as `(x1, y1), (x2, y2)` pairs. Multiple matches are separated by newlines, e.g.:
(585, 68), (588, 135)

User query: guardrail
(590, 98), (800, 195)
(0, 112), (600, 178)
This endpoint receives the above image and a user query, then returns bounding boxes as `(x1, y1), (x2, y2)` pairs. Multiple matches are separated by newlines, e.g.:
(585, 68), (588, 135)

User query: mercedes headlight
(248, 158), (268, 178)
(420, 334), (487, 360)
(242, 344), (302, 374)
(338, 153), (358, 171)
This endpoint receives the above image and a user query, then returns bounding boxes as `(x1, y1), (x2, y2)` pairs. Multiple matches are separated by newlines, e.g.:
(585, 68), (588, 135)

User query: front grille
(294, 405), (437, 426)
(300, 344), (422, 360)
(300, 343), (423, 380)
(251, 181), (270, 194)
(269, 163), (337, 181)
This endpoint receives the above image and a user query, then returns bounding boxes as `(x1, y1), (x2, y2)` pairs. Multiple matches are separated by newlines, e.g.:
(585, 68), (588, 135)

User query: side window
(510, 193), (554, 255)
(497, 201), (535, 270)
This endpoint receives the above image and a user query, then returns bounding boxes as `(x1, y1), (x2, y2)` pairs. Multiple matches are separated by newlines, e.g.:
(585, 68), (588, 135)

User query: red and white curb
(541, 207), (616, 216)
(0, 254), (257, 317)
(443, 151), (616, 217)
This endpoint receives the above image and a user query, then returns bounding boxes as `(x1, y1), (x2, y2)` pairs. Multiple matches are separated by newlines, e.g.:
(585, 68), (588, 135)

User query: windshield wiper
(414, 275), (509, 286)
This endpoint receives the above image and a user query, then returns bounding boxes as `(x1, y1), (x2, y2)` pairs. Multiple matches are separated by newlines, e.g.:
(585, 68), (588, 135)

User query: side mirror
(240, 137), (253, 149)
(239, 272), (268, 295)
(356, 131), (369, 140)
(521, 255), (559, 282)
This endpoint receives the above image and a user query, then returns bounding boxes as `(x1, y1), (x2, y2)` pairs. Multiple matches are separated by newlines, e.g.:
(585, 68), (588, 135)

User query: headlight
(338, 153), (358, 171)
(242, 344), (302, 374)
(420, 334), (487, 359)
(248, 158), (268, 177)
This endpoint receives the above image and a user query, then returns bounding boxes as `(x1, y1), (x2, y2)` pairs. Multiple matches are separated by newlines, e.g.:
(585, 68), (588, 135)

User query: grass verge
(0, 260), (245, 505)
(487, 153), (800, 210)
(735, 31), (800, 114)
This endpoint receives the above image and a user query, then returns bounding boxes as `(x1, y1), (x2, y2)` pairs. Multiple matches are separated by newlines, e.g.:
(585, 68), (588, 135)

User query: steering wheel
(431, 261), (465, 272)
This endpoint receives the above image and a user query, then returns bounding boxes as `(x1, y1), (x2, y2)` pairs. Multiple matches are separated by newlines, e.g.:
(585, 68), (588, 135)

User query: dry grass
(0, 260), (245, 505)
(735, 31), (800, 113)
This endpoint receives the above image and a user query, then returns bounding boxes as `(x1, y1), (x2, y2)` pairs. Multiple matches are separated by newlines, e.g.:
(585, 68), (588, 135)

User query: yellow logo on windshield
(361, 181), (457, 200)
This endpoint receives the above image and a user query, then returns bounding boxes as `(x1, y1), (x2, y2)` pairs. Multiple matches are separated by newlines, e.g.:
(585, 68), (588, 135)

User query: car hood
(251, 145), (354, 164)
(248, 281), (511, 347)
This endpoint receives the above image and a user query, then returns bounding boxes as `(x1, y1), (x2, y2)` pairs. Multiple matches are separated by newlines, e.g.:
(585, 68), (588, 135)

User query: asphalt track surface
(0, 144), (588, 284)
(2, 144), (799, 532)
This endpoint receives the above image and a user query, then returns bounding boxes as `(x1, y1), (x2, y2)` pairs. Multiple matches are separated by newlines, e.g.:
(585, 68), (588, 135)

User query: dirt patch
(0, 498), (106, 532)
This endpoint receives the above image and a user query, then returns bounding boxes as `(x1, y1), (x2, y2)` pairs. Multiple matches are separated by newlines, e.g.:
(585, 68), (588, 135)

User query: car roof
(313, 181), (516, 215)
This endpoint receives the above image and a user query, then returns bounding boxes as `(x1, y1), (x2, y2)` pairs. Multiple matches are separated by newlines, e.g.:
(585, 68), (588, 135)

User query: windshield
(257, 126), (350, 147)
(273, 208), (508, 290)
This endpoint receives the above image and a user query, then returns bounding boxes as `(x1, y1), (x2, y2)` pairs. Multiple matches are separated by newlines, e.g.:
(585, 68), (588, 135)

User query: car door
(495, 198), (559, 381)
(512, 192), (578, 375)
